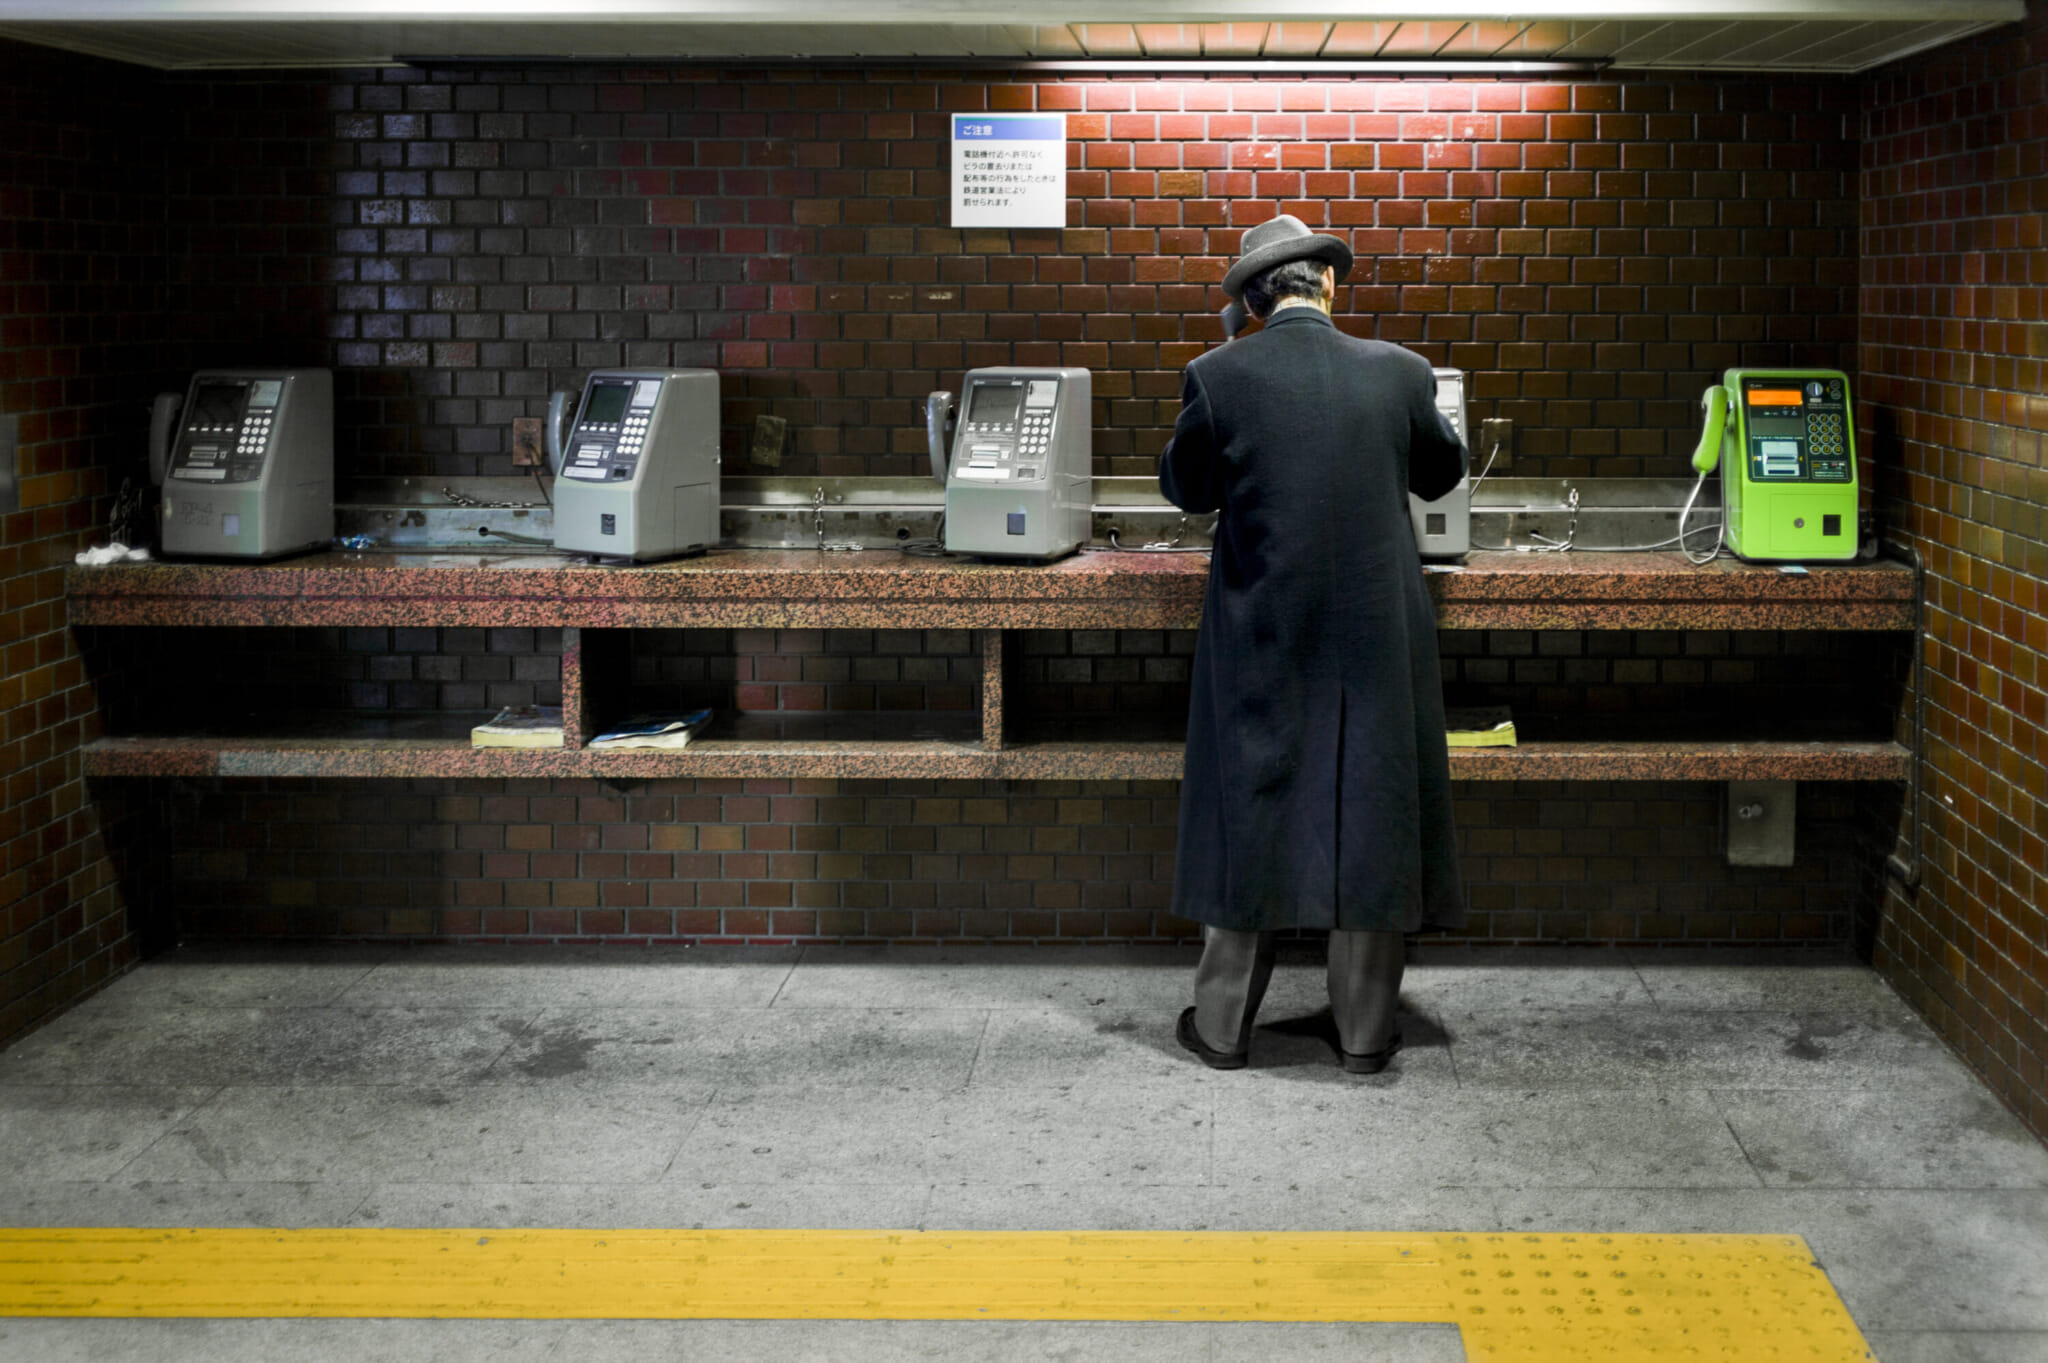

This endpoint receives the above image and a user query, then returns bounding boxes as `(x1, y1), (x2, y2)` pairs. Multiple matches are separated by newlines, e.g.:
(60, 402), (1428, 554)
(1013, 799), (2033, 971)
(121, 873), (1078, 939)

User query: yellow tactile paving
(1445, 1234), (1872, 1362)
(0, 1228), (1873, 1361)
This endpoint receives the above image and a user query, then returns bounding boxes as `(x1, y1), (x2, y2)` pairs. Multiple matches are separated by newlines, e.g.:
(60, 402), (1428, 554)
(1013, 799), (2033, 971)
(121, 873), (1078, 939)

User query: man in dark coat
(1160, 213), (1467, 1074)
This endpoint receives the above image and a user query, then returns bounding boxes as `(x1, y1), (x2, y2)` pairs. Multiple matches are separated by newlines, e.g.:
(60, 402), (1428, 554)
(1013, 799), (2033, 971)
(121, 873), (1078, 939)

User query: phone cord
(1104, 523), (1209, 554)
(899, 511), (954, 559)
(1676, 470), (1720, 565)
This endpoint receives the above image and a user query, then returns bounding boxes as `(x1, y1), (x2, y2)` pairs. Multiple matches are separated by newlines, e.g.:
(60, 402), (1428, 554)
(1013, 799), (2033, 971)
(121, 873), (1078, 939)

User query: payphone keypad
(1021, 410), (1051, 457)
(237, 412), (272, 460)
(1806, 402), (1848, 478)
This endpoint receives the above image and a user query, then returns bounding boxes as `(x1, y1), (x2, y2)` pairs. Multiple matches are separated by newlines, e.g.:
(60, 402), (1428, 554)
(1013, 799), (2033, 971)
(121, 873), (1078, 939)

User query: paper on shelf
(471, 705), (564, 749)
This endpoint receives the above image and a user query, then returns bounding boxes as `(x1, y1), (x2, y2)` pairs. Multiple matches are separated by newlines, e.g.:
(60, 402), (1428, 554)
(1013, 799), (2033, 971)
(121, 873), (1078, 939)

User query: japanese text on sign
(951, 113), (1067, 229)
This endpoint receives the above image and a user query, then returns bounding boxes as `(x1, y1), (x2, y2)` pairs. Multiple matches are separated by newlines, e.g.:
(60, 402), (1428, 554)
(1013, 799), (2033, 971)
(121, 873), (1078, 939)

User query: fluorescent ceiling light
(0, 1), (2026, 18)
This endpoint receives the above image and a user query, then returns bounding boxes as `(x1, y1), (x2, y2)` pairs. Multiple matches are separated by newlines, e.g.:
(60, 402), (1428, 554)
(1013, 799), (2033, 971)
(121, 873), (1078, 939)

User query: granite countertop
(70, 548), (1917, 783)
(80, 733), (1908, 784)
(65, 548), (1917, 631)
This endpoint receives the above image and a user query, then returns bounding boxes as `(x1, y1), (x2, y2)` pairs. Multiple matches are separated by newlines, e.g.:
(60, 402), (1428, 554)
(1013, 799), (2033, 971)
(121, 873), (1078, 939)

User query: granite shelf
(77, 734), (996, 780)
(79, 733), (1908, 784)
(69, 548), (1918, 788)
(67, 548), (1916, 632)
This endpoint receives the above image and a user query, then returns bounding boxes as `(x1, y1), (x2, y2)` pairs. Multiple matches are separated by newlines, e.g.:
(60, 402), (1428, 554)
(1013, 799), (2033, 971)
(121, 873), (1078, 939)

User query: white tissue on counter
(74, 543), (152, 566)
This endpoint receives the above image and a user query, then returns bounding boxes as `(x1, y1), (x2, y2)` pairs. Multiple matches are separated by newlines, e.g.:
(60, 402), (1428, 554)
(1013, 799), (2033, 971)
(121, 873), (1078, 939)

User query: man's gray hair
(1241, 258), (1329, 321)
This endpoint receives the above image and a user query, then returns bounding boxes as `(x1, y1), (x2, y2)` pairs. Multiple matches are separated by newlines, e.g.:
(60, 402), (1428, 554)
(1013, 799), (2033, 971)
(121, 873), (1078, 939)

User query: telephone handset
(1691, 384), (1732, 475)
(1673, 383), (1735, 564)
(544, 389), (573, 477)
(925, 390), (956, 490)
(148, 391), (183, 488)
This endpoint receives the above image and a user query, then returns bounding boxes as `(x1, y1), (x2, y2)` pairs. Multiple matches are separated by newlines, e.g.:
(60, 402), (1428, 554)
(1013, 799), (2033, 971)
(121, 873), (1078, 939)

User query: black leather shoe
(1177, 1006), (1248, 1070)
(1340, 1031), (1403, 1075)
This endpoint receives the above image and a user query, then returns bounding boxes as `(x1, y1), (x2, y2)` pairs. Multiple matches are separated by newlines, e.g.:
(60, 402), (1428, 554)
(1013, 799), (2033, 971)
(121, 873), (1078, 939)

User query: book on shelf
(1444, 707), (1517, 748)
(590, 709), (715, 750)
(471, 704), (564, 749)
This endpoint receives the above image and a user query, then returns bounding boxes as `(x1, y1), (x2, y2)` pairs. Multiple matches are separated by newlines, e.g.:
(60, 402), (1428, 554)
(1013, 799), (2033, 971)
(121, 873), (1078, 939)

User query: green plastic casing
(1715, 367), (1861, 563)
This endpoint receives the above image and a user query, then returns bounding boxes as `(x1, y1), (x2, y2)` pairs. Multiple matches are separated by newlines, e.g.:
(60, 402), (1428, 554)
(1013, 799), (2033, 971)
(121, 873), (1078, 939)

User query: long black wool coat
(1160, 307), (1468, 933)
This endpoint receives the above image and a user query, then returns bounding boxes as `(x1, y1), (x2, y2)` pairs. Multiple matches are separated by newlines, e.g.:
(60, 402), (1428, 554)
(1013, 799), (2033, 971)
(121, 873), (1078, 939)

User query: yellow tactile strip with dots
(0, 1228), (1872, 1361)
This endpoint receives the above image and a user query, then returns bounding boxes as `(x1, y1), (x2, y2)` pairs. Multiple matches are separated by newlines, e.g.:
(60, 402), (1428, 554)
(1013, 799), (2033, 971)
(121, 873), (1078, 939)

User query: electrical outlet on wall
(751, 414), (788, 468)
(1726, 780), (1796, 867)
(510, 417), (544, 468)
(1479, 417), (1512, 471)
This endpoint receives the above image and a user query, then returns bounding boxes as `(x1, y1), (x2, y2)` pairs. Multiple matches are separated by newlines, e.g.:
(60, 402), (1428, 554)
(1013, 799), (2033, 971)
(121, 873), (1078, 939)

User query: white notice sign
(951, 113), (1067, 229)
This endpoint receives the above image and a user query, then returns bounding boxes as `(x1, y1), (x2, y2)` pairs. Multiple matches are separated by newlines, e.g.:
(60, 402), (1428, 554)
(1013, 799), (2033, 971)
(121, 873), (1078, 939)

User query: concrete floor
(0, 943), (2044, 1362)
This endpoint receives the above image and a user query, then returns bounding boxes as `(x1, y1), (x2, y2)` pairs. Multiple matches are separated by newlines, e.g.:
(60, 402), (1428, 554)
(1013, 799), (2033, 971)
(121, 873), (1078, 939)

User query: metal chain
(813, 485), (864, 552)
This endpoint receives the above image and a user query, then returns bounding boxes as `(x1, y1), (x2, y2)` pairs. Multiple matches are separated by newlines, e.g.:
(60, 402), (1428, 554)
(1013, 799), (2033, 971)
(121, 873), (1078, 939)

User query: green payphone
(1690, 368), (1860, 562)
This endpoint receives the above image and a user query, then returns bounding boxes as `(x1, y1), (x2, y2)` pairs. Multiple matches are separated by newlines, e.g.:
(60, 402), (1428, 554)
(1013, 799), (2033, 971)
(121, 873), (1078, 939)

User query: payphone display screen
(188, 384), (245, 434)
(584, 383), (633, 427)
(967, 384), (1023, 428)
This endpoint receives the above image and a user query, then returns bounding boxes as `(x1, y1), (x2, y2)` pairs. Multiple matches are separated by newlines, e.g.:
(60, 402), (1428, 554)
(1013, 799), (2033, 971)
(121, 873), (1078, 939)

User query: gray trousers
(1192, 925), (1404, 1056)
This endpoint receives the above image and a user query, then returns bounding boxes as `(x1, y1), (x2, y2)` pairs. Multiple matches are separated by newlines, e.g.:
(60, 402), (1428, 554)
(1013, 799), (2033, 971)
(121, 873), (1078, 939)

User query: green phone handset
(1677, 383), (1732, 563)
(1691, 384), (1732, 476)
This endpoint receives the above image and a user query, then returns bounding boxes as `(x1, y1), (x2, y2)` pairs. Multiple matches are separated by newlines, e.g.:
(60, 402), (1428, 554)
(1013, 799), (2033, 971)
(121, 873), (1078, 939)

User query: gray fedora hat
(1220, 213), (1354, 301)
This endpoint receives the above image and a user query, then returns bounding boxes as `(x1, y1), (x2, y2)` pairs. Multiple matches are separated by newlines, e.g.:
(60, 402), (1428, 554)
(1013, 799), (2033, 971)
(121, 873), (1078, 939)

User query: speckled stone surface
(559, 626), (592, 748)
(1444, 739), (1909, 783)
(71, 549), (1917, 785)
(979, 629), (1004, 750)
(1426, 553), (1917, 631)
(66, 548), (1916, 632)
(65, 549), (1206, 630)
(80, 734), (1906, 784)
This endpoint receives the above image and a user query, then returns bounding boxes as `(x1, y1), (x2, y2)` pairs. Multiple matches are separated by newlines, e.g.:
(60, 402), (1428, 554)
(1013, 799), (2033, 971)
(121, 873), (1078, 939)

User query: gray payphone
(151, 369), (333, 559)
(546, 369), (719, 562)
(924, 367), (1091, 560)
(1409, 366), (1471, 559)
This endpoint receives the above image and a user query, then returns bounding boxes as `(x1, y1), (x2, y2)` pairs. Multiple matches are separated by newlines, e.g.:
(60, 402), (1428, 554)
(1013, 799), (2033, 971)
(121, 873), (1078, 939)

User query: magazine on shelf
(1444, 707), (1517, 748)
(470, 704), (565, 749)
(590, 709), (715, 750)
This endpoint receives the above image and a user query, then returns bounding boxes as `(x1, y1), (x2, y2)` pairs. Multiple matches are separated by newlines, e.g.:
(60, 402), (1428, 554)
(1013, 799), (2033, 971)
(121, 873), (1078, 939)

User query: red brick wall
(161, 775), (1867, 948)
(631, 629), (981, 719)
(0, 40), (168, 1046)
(1861, 14), (2048, 1138)
(164, 65), (1860, 480)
